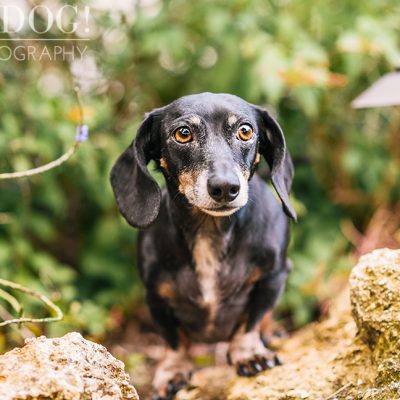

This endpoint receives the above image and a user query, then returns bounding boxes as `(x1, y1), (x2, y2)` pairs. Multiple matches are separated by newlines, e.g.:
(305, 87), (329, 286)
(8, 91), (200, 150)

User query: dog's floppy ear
(254, 106), (297, 221)
(110, 109), (163, 228)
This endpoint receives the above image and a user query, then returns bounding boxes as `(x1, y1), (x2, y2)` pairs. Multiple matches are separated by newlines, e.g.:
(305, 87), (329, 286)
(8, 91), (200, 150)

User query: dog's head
(111, 93), (296, 228)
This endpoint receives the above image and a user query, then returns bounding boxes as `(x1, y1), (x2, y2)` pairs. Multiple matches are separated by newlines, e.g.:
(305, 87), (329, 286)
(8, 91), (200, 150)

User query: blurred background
(0, 0), (399, 396)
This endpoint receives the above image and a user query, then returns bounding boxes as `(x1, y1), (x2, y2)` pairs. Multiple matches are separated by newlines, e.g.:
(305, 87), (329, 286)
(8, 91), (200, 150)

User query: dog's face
(111, 93), (296, 228)
(158, 94), (259, 217)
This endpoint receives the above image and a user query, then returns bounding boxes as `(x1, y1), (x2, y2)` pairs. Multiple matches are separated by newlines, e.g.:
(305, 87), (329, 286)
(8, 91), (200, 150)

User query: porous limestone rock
(350, 248), (400, 386)
(0, 332), (139, 400)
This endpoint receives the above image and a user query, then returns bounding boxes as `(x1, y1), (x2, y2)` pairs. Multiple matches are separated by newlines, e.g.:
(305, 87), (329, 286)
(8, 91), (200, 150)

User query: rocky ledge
(176, 248), (400, 400)
(0, 248), (399, 400)
(0, 332), (138, 400)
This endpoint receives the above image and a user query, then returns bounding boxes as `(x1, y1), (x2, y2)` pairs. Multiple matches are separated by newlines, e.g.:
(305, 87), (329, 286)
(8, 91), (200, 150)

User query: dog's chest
(192, 234), (221, 322)
(190, 231), (252, 340)
(160, 228), (258, 342)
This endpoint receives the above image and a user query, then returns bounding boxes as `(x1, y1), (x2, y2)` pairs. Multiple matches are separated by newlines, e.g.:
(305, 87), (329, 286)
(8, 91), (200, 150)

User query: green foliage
(0, 0), (399, 341)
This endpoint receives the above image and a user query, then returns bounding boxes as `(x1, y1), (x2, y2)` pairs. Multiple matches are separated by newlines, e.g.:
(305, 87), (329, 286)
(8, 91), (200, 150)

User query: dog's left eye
(237, 124), (254, 141)
(174, 127), (193, 144)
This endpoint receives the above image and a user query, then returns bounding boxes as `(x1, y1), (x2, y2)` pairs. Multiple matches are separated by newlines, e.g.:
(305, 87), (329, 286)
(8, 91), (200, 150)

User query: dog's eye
(237, 124), (254, 141)
(174, 127), (193, 144)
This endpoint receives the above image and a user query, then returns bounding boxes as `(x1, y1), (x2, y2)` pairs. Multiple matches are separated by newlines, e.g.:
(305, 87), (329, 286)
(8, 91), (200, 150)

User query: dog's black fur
(111, 93), (296, 399)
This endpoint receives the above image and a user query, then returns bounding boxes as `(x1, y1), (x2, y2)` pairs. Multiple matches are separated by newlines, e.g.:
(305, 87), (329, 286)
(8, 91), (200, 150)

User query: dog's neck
(166, 185), (239, 248)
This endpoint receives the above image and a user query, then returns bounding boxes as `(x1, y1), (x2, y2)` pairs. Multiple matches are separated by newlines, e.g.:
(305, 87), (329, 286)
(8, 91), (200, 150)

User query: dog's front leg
(227, 323), (281, 377)
(228, 260), (290, 376)
(228, 268), (289, 377)
(147, 293), (194, 399)
(153, 345), (193, 400)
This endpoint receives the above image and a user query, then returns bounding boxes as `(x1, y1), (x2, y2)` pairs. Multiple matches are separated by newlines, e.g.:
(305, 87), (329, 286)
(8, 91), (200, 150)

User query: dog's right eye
(237, 124), (254, 141)
(174, 127), (193, 144)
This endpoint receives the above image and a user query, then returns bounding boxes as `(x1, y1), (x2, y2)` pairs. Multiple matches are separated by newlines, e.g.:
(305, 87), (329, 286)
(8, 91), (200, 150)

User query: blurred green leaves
(0, 0), (399, 343)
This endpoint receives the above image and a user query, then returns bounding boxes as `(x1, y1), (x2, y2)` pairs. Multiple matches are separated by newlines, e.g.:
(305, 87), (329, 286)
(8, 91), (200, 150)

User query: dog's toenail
(238, 364), (250, 376)
(250, 360), (263, 372)
(274, 355), (283, 365)
(266, 359), (274, 369)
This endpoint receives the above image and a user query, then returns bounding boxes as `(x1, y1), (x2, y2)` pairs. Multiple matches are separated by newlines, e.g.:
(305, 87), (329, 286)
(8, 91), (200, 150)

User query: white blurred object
(92, 0), (161, 18)
(91, 0), (135, 13)
(352, 68), (400, 109)
(198, 46), (218, 69)
(70, 54), (107, 94)
(38, 68), (64, 97)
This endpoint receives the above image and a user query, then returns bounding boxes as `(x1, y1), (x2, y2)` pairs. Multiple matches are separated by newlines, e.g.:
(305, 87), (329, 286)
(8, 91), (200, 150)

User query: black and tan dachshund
(110, 93), (296, 399)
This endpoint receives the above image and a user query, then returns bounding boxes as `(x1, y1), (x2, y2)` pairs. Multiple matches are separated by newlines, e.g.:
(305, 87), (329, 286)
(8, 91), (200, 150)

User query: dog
(110, 93), (296, 399)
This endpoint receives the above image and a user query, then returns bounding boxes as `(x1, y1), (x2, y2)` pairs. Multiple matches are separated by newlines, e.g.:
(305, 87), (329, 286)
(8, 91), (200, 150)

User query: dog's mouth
(199, 205), (240, 217)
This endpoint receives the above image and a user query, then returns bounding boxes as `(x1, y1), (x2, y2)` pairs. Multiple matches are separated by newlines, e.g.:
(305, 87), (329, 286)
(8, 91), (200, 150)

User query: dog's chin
(199, 206), (241, 217)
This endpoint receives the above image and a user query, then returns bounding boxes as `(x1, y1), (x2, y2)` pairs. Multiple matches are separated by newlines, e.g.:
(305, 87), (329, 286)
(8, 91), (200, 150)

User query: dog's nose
(207, 175), (240, 203)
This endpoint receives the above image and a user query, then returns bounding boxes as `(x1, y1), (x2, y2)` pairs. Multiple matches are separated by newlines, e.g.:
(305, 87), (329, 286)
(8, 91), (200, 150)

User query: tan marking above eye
(237, 124), (254, 141)
(228, 114), (238, 126)
(188, 115), (201, 126)
(174, 127), (193, 143)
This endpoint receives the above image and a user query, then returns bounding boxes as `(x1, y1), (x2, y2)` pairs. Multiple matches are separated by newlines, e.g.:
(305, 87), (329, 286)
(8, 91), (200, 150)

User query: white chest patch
(192, 235), (220, 322)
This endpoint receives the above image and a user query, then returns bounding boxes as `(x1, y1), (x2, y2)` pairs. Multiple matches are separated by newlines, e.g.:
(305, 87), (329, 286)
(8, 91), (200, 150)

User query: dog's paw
(152, 371), (191, 400)
(231, 351), (282, 377)
(228, 329), (283, 377)
(152, 350), (193, 400)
